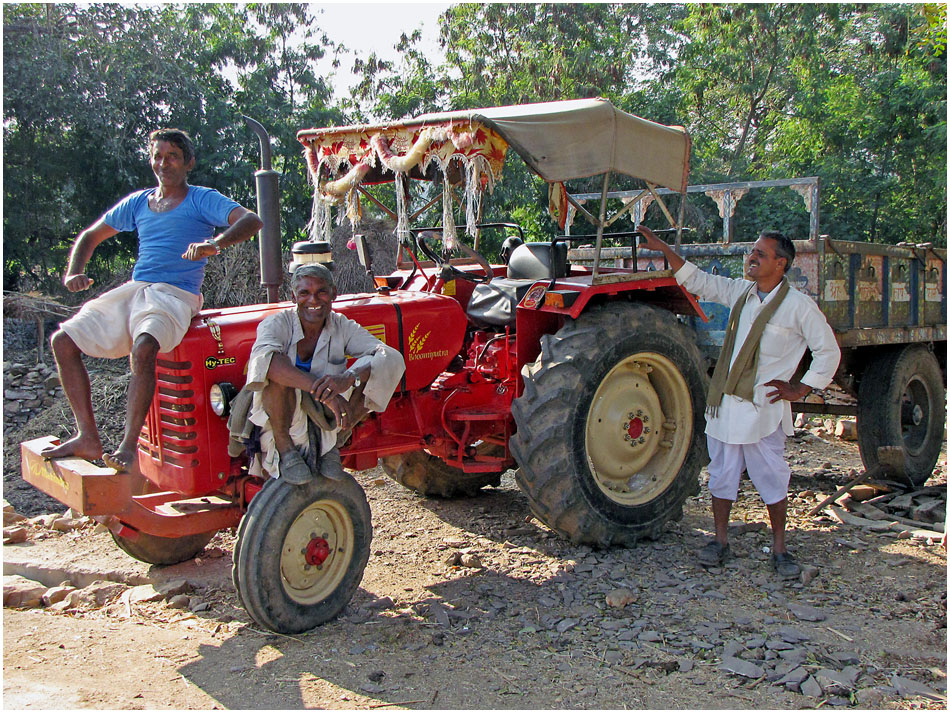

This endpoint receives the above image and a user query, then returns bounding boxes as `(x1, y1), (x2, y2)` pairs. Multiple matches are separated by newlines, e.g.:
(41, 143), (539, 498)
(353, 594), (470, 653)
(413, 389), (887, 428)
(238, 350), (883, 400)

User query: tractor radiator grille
(138, 359), (199, 468)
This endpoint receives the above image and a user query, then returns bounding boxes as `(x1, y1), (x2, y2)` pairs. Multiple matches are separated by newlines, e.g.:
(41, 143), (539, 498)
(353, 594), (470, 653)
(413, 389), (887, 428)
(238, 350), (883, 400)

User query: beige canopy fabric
(297, 98), (691, 193)
(413, 98), (691, 192)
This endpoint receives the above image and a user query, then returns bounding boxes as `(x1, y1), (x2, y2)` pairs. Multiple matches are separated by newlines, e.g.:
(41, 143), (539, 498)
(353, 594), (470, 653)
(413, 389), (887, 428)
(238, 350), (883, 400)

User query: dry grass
(330, 218), (399, 295)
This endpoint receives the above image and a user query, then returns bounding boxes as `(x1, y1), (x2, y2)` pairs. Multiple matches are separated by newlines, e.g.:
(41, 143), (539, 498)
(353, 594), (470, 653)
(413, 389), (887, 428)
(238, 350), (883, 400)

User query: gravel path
(4, 356), (947, 708)
(4, 427), (947, 709)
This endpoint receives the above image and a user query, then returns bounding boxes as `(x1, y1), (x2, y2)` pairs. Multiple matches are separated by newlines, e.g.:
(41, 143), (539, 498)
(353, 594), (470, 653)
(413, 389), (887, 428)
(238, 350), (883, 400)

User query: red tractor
(23, 99), (709, 634)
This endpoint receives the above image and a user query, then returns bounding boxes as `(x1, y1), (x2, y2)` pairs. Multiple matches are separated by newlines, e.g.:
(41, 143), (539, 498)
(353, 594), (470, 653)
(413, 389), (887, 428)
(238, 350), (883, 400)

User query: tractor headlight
(209, 382), (237, 418)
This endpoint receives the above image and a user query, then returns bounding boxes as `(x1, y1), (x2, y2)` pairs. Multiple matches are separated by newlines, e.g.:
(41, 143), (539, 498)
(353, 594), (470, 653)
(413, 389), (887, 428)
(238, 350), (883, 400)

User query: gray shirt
(246, 308), (406, 453)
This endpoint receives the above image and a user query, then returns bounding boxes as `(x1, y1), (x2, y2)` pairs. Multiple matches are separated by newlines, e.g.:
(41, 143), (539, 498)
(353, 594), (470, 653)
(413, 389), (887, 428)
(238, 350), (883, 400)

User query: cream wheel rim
(280, 499), (354, 605)
(585, 352), (693, 506)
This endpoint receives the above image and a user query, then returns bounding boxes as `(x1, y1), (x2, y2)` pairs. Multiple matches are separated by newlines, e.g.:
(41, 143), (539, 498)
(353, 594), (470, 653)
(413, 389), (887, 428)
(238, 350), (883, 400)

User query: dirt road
(3, 427), (947, 710)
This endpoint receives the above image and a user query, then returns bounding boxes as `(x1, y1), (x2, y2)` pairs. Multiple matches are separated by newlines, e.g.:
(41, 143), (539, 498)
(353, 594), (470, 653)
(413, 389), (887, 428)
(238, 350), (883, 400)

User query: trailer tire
(111, 530), (214, 566)
(510, 302), (707, 546)
(233, 474), (371, 634)
(857, 344), (946, 485)
(380, 449), (503, 497)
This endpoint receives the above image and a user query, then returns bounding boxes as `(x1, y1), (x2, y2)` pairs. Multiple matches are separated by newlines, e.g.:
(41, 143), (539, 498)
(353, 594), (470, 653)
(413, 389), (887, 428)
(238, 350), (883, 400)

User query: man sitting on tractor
(43, 128), (263, 472)
(244, 263), (405, 484)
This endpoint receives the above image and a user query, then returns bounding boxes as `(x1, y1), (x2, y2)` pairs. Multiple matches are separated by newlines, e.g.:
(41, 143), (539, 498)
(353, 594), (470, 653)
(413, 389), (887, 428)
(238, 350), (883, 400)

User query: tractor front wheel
(233, 474), (372, 634)
(111, 530), (214, 566)
(510, 303), (707, 546)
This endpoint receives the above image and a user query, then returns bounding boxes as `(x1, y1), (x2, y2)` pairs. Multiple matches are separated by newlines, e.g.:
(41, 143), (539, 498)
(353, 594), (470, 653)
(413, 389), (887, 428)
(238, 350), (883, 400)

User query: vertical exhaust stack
(242, 116), (282, 303)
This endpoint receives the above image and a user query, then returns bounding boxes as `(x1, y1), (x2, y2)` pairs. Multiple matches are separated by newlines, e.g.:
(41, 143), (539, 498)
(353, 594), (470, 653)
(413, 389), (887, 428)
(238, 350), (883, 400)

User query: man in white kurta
(245, 264), (405, 483)
(638, 226), (840, 577)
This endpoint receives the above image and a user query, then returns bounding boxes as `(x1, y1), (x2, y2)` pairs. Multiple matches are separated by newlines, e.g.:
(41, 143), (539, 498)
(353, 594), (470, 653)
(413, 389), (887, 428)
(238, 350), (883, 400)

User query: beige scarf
(707, 278), (790, 418)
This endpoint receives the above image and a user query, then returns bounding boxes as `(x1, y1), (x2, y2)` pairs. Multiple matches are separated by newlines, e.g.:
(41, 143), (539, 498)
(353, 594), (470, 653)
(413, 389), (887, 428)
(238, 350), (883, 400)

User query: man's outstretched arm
(635, 224), (686, 273)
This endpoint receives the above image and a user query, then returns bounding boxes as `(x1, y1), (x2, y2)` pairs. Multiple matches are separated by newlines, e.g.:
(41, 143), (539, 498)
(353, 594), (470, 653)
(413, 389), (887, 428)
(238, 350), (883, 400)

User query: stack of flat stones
(3, 361), (61, 427)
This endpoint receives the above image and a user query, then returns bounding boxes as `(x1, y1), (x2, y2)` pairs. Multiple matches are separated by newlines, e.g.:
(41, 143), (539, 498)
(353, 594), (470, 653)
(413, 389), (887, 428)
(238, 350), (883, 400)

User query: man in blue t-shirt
(42, 128), (263, 473)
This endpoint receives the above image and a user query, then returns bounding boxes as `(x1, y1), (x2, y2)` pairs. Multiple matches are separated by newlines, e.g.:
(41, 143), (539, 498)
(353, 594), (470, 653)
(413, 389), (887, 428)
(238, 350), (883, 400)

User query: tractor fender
(516, 274), (708, 323)
(512, 275), (707, 388)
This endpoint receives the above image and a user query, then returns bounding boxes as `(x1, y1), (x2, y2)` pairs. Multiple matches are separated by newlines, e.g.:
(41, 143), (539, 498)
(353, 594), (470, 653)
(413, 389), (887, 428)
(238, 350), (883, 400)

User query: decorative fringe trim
(304, 122), (504, 242)
(306, 186), (332, 243)
(394, 172), (410, 244)
(464, 160), (481, 237)
(442, 171), (458, 251)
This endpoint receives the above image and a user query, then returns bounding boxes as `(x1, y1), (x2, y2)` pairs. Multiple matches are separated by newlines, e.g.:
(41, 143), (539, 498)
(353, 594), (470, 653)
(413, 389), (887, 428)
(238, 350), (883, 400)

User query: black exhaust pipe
(242, 116), (282, 303)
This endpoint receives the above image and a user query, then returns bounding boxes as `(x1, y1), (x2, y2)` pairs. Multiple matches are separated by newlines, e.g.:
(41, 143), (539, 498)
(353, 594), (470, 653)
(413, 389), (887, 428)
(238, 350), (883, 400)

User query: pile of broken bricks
(3, 499), (93, 545)
(4, 571), (204, 615)
(3, 498), (226, 619)
(809, 477), (946, 545)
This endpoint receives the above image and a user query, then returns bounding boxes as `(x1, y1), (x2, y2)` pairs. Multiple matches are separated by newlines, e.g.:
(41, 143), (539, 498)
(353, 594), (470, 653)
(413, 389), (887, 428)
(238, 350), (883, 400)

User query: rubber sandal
(697, 540), (730, 566)
(772, 552), (801, 579)
(278, 449), (313, 485)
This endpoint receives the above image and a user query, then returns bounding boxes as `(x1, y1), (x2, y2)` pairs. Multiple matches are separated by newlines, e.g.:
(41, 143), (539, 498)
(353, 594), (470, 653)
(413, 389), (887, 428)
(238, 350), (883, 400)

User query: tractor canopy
(413, 99), (690, 190)
(297, 99), (691, 248)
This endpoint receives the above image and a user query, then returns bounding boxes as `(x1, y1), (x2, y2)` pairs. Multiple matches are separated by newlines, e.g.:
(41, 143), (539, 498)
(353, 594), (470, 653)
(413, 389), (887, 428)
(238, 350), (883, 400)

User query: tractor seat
(466, 242), (568, 327)
(506, 241), (568, 280)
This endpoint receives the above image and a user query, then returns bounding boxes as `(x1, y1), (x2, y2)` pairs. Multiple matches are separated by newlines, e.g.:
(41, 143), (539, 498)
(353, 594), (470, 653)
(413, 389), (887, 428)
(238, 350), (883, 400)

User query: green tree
(3, 3), (342, 295)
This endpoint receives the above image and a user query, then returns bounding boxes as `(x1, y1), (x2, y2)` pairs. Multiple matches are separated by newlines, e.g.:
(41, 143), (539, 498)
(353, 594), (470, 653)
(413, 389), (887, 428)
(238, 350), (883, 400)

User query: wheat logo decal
(407, 323), (431, 354)
(405, 323), (448, 362)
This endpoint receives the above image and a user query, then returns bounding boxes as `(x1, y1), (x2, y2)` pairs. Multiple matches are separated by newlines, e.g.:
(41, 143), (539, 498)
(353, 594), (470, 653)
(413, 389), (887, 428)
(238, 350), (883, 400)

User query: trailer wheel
(857, 344), (946, 485)
(510, 303), (707, 546)
(233, 474), (371, 634)
(380, 448), (504, 497)
(111, 530), (214, 566)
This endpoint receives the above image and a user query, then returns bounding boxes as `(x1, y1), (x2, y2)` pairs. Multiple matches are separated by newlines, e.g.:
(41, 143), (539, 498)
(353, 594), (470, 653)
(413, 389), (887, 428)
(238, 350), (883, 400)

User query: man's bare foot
(41, 434), (103, 462)
(103, 448), (138, 474)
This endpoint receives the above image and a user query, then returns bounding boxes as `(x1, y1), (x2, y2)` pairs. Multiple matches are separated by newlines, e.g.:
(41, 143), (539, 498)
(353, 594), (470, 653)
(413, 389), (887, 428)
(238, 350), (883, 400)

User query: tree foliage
(348, 3), (946, 247)
(2, 2), (341, 295)
(3, 3), (946, 298)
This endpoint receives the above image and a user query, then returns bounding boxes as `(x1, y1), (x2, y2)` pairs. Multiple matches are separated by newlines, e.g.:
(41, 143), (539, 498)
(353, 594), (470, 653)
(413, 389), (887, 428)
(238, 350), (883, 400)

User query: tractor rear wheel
(233, 474), (372, 634)
(857, 344), (946, 485)
(510, 303), (707, 546)
(380, 448), (504, 497)
(111, 530), (214, 566)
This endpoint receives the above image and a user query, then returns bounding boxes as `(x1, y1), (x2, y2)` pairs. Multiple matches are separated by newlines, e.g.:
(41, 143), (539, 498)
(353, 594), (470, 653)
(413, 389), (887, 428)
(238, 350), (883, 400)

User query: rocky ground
(3, 356), (948, 710)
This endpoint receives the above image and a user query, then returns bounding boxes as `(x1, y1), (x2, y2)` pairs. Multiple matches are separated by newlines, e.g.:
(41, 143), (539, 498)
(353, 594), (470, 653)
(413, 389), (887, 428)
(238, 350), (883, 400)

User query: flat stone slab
(890, 675), (946, 702)
(787, 602), (827, 622)
(2, 531), (231, 593)
(777, 626), (810, 643)
(720, 656), (764, 679)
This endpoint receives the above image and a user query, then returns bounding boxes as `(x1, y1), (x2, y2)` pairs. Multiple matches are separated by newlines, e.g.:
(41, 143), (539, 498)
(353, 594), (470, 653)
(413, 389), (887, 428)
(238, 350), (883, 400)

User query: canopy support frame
(590, 172), (612, 280)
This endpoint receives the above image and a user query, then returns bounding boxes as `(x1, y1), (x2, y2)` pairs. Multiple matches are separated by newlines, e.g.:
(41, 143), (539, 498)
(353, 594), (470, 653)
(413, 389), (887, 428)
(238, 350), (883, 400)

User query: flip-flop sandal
(772, 552), (801, 579)
(697, 540), (730, 566)
(278, 449), (314, 485)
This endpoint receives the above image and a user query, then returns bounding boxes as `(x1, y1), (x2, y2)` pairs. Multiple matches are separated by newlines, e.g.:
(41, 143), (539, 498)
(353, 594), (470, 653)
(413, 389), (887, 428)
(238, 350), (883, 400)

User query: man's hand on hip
(64, 274), (94, 292)
(765, 379), (811, 404)
(182, 240), (218, 261)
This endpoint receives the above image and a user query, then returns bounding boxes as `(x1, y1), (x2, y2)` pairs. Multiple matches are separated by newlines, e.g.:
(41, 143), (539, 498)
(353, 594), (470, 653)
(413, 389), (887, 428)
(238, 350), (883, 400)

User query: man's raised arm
(635, 224), (686, 273)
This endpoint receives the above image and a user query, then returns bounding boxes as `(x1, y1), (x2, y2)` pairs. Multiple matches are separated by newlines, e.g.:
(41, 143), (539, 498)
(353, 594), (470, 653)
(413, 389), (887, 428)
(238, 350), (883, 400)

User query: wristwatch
(347, 370), (361, 388)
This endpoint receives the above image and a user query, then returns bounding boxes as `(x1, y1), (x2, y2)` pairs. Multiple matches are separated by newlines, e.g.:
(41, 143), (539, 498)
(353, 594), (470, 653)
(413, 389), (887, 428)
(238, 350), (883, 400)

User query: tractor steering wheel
(416, 233), (494, 284)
